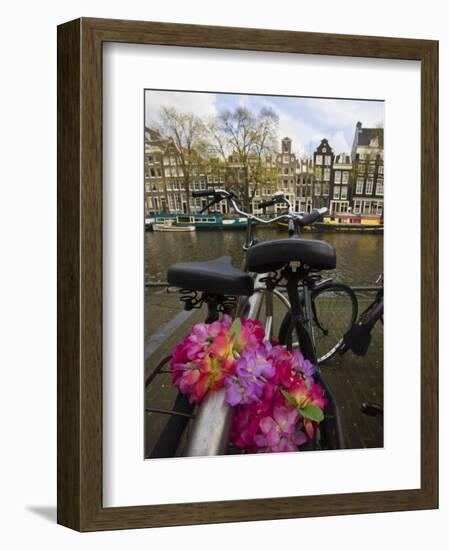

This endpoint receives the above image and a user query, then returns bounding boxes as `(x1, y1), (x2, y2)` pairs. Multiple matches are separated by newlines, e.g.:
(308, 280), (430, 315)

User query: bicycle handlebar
(300, 208), (327, 226)
(192, 189), (218, 198)
(192, 188), (327, 227)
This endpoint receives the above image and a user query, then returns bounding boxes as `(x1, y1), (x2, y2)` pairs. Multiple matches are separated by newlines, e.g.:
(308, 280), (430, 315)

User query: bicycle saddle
(167, 256), (254, 296)
(246, 236), (336, 273)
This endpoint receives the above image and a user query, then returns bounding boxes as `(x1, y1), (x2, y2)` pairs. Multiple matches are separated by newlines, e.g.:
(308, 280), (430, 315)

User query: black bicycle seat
(246, 236), (336, 273)
(167, 256), (254, 296)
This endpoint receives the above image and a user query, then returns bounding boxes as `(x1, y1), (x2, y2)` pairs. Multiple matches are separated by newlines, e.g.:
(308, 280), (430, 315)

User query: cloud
(144, 90), (383, 157)
(328, 130), (351, 156)
(145, 90), (218, 128)
(301, 97), (384, 132)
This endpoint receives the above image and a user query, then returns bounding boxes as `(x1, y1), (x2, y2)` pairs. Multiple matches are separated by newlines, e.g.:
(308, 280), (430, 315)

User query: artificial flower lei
(169, 315), (327, 453)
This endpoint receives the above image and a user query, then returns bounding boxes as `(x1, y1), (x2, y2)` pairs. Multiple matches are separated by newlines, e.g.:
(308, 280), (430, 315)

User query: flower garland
(169, 315), (327, 453)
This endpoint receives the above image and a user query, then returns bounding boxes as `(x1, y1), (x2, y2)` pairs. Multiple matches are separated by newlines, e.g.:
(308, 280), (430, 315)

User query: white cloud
(328, 130), (351, 156)
(144, 91), (383, 158)
(302, 97), (384, 130)
(145, 91), (218, 128)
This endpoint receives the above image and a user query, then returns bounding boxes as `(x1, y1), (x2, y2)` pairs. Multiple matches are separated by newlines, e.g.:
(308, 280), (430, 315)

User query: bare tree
(157, 107), (206, 213)
(210, 107), (279, 211)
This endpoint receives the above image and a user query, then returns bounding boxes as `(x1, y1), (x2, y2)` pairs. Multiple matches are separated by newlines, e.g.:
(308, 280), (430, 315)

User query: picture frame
(57, 17), (438, 531)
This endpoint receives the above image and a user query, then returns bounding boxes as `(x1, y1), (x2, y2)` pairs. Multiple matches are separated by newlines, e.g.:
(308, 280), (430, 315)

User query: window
(322, 183), (329, 196)
(150, 168), (156, 178)
(284, 167), (289, 175)
(324, 155), (331, 165)
(314, 183), (321, 196)
(334, 171), (341, 184)
(322, 147), (327, 153)
(283, 155), (289, 163)
(323, 167), (331, 181)
(356, 177), (364, 194)
(353, 200), (361, 214)
(148, 155), (154, 164)
(342, 171), (349, 184)
(333, 186), (340, 199)
(341, 187), (348, 200)
(315, 167), (322, 180)
(366, 178), (374, 194)
(315, 155), (323, 165)
(378, 165), (384, 175)
(376, 179), (384, 195)
(358, 164), (365, 174)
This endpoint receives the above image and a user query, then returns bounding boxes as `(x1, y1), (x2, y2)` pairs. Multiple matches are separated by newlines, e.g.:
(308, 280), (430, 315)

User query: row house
(145, 128), (168, 213)
(351, 122), (384, 216)
(145, 124), (384, 218)
(145, 128), (215, 215)
(312, 139), (334, 210)
(271, 137), (298, 213)
(296, 155), (314, 213)
(329, 153), (352, 215)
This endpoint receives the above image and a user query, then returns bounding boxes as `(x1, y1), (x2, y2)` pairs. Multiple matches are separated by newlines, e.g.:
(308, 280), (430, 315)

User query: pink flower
(169, 316), (237, 403)
(233, 318), (265, 353)
(254, 407), (307, 452)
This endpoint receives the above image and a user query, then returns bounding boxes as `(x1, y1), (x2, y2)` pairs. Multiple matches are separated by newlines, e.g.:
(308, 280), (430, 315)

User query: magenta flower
(169, 315), (326, 451)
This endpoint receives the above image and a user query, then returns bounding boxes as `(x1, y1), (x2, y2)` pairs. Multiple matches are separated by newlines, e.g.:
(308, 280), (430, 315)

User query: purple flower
(236, 344), (275, 380)
(224, 343), (276, 406)
(224, 375), (261, 406)
(291, 350), (316, 381)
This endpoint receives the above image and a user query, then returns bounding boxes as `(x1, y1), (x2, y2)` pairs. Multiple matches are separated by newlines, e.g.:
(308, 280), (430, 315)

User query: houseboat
(276, 213), (383, 233)
(145, 213), (248, 231)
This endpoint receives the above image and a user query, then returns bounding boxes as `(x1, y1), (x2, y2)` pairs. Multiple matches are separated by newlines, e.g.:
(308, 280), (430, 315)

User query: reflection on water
(145, 227), (383, 286)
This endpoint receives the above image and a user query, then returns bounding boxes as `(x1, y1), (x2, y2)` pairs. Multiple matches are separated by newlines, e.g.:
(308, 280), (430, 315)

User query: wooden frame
(57, 17), (438, 531)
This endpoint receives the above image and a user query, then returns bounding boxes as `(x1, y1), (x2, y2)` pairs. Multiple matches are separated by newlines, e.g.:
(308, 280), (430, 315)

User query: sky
(145, 89), (384, 157)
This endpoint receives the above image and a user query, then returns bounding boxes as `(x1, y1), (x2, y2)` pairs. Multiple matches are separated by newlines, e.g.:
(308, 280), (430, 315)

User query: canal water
(145, 227), (383, 286)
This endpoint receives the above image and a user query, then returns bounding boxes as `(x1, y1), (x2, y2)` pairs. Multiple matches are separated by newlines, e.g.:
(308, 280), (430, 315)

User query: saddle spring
(179, 289), (237, 315)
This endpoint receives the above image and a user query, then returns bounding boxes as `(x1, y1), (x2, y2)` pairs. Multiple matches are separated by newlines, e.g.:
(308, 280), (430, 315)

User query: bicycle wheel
(312, 283), (357, 363)
(279, 282), (357, 365)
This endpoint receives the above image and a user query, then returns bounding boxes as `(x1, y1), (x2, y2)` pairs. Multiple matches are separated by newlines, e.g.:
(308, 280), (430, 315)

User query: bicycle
(340, 274), (383, 357)
(340, 274), (384, 417)
(145, 189), (354, 457)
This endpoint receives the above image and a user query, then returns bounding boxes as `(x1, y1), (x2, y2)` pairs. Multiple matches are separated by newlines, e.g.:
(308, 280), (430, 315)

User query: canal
(145, 227), (383, 285)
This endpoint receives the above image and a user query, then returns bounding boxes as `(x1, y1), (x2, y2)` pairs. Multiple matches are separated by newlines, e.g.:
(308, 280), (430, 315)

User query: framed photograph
(57, 17), (438, 531)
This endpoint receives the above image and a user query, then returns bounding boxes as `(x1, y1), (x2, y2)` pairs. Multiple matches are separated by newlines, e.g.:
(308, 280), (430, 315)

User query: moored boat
(146, 213), (247, 231)
(153, 220), (196, 232)
(276, 213), (383, 233)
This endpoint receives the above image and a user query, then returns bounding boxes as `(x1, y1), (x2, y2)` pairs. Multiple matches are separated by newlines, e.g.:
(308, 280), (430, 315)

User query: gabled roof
(145, 127), (162, 141)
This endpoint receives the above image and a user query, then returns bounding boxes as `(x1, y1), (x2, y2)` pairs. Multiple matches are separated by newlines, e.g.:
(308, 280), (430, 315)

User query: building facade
(350, 122), (384, 216)
(329, 153), (352, 215)
(145, 125), (384, 218)
(296, 155), (314, 213)
(312, 139), (334, 210)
